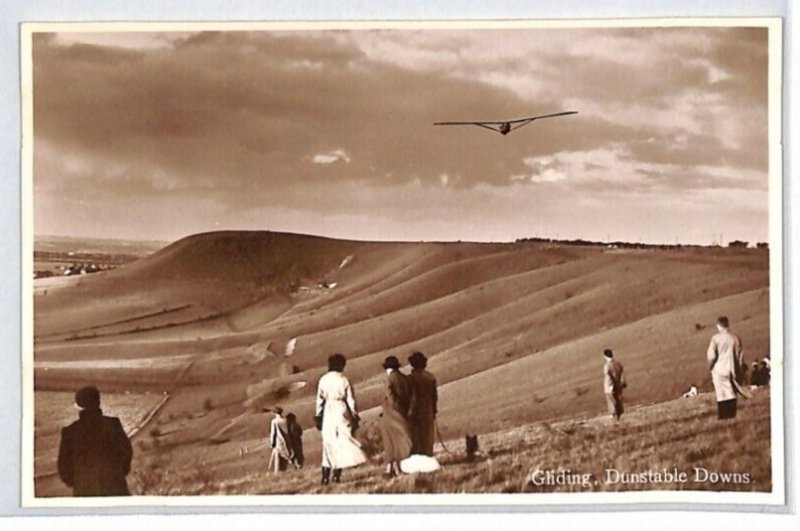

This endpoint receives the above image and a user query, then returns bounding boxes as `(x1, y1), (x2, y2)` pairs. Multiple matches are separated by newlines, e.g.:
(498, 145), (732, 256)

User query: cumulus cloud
(31, 26), (771, 244)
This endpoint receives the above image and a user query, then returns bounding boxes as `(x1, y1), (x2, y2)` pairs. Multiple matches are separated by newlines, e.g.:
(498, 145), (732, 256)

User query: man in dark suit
(57, 386), (133, 496)
(407, 351), (438, 456)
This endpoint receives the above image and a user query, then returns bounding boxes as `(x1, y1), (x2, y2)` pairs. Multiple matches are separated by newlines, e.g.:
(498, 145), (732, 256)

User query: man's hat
(603, 349), (614, 359)
(382, 355), (401, 370)
(408, 351), (428, 368)
(75, 386), (100, 409)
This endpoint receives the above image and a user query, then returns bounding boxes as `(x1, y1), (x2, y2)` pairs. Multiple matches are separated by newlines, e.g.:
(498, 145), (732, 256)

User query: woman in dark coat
(380, 355), (413, 476)
(407, 351), (438, 456)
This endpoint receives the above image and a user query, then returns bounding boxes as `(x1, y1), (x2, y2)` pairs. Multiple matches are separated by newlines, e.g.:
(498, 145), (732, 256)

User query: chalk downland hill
(33, 230), (771, 496)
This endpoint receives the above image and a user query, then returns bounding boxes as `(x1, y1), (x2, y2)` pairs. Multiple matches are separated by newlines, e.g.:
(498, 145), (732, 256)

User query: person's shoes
(333, 469), (342, 483)
(321, 467), (331, 485)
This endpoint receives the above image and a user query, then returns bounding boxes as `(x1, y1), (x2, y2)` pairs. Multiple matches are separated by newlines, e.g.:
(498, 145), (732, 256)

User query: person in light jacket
(707, 316), (745, 419)
(268, 407), (291, 472)
(315, 353), (367, 485)
(603, 349), (627, 421)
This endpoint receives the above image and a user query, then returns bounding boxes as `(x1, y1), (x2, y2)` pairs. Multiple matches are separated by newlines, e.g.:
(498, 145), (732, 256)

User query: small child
(286, 413), (304, 469)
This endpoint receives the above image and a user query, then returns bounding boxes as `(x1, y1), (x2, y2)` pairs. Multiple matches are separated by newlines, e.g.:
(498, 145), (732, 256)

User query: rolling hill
(32, 230), (772, 496)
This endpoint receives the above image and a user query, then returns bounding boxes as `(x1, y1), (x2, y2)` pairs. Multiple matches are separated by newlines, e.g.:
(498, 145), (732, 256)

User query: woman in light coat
(268, 407), (291, 472)
(315, 353), (367, 484)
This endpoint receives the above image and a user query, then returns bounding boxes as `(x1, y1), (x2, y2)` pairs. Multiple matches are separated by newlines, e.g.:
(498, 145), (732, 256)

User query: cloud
(31, 26), (770, 244)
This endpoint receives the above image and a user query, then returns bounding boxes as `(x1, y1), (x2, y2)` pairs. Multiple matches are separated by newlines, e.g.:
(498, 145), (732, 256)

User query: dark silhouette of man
(57, 386), (133, 496)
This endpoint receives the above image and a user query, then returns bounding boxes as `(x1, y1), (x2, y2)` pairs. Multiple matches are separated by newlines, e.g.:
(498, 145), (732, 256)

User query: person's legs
(717, 399), (737, 419)
(728, 398), (738, 419)
(270, 449), (280, 473)
(332, 468), (342, 483)
(321, 466), (331, 485)
(605, 393), (617, 420)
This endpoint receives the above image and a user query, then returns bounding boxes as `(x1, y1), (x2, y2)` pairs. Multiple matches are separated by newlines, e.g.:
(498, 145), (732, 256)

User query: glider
(434, 111), (578, 135)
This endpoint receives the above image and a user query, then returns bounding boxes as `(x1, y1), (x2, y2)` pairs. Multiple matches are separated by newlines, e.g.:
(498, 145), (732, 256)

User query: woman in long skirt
(380, 355), (413, 476)
(315, 353), (367, 484)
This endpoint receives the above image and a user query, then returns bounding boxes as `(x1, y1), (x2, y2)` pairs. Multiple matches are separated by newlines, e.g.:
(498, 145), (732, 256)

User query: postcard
(20, 18), (785, 508)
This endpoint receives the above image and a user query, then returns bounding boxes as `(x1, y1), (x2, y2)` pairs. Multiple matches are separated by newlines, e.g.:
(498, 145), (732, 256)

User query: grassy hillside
(31, 231), (772, 497)
(120, 388), (771, 495)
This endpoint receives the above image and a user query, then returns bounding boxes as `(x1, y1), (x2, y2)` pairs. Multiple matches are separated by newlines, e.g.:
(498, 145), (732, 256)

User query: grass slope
(31, 232), (772, 497)
(125, 388), (771, 495)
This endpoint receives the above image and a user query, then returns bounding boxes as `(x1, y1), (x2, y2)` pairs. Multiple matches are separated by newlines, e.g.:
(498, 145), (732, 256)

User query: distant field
(33, 235), (167, 279)
(34, 235), (167, 256)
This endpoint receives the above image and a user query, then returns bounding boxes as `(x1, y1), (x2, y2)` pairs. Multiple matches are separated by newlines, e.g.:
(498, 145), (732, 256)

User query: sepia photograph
(20, 19), (784, 507)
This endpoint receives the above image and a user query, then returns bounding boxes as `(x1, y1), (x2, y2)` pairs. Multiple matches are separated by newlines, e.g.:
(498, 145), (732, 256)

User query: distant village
(34, 262), (117, 279)
(33, 250), (142, 280)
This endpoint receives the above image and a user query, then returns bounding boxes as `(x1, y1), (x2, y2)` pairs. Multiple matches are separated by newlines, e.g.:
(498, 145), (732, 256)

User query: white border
(19, 17), (786, 509)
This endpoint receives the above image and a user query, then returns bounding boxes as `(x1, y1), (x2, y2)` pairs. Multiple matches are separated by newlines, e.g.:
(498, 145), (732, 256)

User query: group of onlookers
(267, 407), (305, 472)
(311, 351), (438, 484)
(54, 316), (768, 496)
(612, 316), (765, 423)
(378, 351), (439, 477)
(747, 356), (771, 387)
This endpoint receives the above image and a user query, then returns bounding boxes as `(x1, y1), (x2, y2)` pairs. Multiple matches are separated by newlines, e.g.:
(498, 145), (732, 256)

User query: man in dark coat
(57, 386), (133, 496)
(407, 351), (438, 456)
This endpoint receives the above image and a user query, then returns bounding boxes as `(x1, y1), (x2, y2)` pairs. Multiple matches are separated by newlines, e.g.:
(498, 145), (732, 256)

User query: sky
(31, 25), (773, 245)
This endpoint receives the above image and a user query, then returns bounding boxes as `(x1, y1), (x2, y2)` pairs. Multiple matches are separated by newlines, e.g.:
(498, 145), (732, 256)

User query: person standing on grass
(315, 353), (367, 485)
(380, 355), (414, 476)
(603, 349), (626, 422)
(268, 407), (291, 473)
(707, 316), (745, 419)
(407, 351), (438, 456)
(285, 413), (304, 469)
(57, 386), (133, 496)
